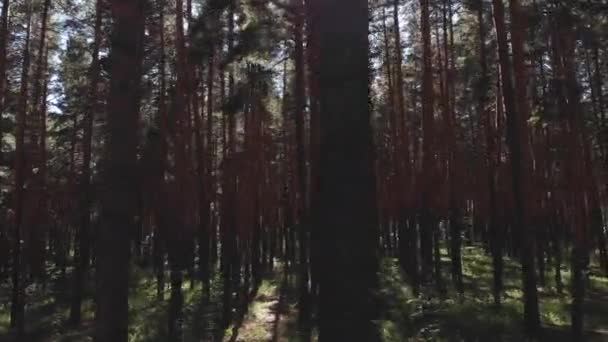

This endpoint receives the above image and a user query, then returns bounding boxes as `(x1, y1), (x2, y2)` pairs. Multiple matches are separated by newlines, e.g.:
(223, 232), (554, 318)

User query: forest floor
(1, 245), (607, 341)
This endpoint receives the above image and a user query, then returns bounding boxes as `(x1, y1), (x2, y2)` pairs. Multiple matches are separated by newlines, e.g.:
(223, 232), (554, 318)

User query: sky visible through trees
(0, 0), (608, 341)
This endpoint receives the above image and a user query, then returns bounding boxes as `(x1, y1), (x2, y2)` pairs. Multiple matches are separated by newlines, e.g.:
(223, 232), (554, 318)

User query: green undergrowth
(377, 245), (608, 341)
(1, 245), (607, 341)
(0, 263), (226, 342)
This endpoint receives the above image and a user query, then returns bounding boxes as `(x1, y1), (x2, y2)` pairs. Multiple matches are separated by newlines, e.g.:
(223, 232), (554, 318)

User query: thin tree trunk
(153, 0), (168, 302)
(220, 9), (240, 319)
(227, 0), (236, 154)
(38, 45), (49, 288)
(70, 0), (102, 324)
(593, 46), (606, 150)
(168, 266), (184, 341)
(10, 8), (32, 337)
(0, 0), (9, 161)
(555, 9), (590, 338)
(507, 0), (541, 333)
(552, 220), (563, 294)
(478, 0), (501, 305)
(292, 0), (310, 327)
(432, 3), (446, 295)
(393, 1), (416, 286)
(381, 7), (394, 154)
(167, 0), (193, 337)
(305, 0), (321, 300)
(393, 0), (410, 204)
(420, 0), (435, 281)
(195, 67), (210, 289)
(206, 32), (216, 273)
(443, 0), (462, 296)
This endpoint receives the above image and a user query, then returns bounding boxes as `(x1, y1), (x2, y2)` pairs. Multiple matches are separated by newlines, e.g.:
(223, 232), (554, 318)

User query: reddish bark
(10, 9), (32, 337)
(0, 0), (9, 157)
(420, 0), (435, 280)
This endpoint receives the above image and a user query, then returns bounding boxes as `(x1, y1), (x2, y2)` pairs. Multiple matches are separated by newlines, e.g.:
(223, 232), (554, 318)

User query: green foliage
(376, 246), (608, 341)
(2, 246), (608, 341)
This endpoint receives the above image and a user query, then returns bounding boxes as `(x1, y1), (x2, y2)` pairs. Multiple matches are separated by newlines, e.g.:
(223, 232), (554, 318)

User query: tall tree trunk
(305, 0), (321, 300)
(313, 0), (379, 340)
(205, 30), (215, 278)
(96, 0), (144, 340)
(39, 48), (49, 285)
(380, 6), (397, 262)
(392, 0), (410, 209)
(381, 7), (394, 152)
(10, 8), (31, 337)
(432, 3), (446, 294)
(219, 7), (237, 323)
(492, 0), (530, 315)
(590, 45), (608, 275)
(168, 264), (184, 341)
(70, 0), (102, 324)
(195, 68), (209, 289)
(393, 0), (417, 286)
(227, 0), (236, 154)
(0, 0), (9, 162)
(593, 46), (606, 155)
(554, 8), (591, 339)
(420, 0), (435, 281)
(507, 0), (541, 334)
(280, 54), (292, 268)
(167, 0), (192, 337)
(477, 0), (501, 305)
(441, 0), (462, 295)
(23, 0), (50, 285)
(153, 0), (168, 302)
(292, 0), (310, 326)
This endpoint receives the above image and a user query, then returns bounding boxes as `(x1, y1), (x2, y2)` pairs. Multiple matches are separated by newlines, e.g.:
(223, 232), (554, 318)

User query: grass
(377, 244), (608, 341)
(1, 244), (607, 341)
